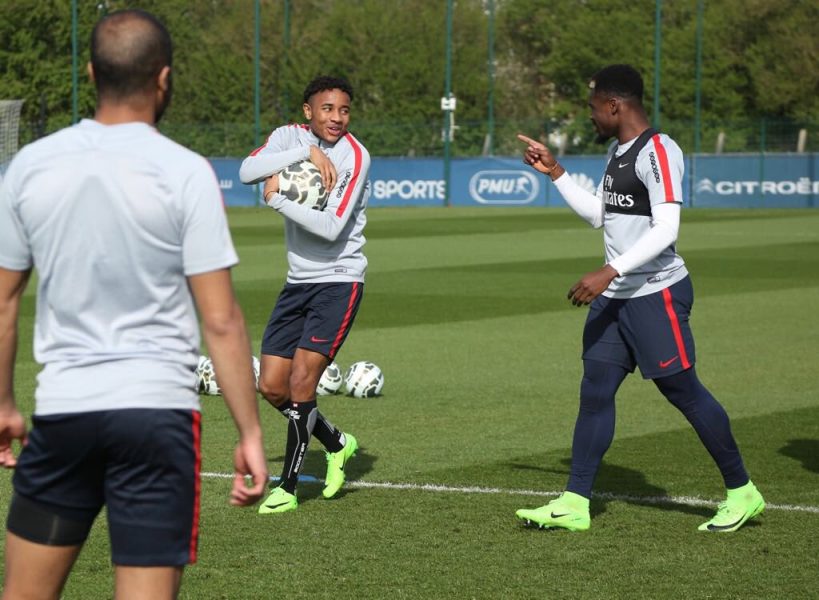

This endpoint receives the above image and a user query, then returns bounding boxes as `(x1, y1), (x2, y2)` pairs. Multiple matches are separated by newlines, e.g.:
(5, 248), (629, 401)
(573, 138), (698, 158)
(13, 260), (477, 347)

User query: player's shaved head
(90, 9), (172, 100)
(589, 64), (644, 104)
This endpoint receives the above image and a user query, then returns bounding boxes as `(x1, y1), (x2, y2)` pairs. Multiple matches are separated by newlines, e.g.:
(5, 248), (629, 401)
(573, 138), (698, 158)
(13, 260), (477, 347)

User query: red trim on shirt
(329, 282), (360, 358)
(189, 410), (202, 564)
(336, 134), (363, 217)
(651, 134), (675, 202)
(662, 288), (691, 370)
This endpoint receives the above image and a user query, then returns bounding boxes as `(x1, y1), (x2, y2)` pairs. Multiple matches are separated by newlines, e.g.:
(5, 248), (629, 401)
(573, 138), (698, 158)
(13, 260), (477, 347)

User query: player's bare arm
(517, 134), (566, 180)
(188, 268), (267, 506)
(309, 145), (337, 191)
(567, 264), (619, 307)
(0, 267), (31, 467)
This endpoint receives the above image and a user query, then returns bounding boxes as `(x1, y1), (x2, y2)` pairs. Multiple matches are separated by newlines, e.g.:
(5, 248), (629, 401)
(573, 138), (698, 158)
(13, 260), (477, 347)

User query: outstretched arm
(518, 134), (604, 228)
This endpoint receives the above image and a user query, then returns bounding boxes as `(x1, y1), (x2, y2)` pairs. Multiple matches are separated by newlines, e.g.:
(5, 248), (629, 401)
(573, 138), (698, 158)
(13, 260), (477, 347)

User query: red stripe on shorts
(189, 410), (202, 564)
(329, 282), (360, 358)
(662, 288), (691, 369)
(651, 134), (675, 202)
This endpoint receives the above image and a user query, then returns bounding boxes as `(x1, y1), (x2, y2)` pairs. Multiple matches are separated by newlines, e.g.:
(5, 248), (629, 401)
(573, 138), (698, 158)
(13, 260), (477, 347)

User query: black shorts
(9, 409), (202, 566)
(582, 276), (696, 379)
(261, 281), (363, 360)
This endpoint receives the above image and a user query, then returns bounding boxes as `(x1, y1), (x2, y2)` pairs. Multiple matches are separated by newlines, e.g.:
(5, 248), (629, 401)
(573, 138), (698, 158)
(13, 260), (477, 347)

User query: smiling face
(303, 88), (351, 144)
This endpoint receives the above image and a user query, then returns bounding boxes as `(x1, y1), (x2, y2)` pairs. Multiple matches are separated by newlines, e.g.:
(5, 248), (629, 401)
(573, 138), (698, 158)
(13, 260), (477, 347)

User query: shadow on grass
(779, 439), (819, 474)
(263, 443), (377, 504)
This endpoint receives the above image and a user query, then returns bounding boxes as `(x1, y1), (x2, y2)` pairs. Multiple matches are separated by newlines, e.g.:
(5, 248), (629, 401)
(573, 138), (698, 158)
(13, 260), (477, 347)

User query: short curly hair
(302, 76), (354, 104)
(589, 64), (643, 102)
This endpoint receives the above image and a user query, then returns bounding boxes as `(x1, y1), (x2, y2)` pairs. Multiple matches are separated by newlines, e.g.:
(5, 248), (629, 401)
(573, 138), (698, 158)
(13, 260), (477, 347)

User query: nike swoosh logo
(310, 336), (330, 343)
(263, 500), (292, 510)
(618, 162), (630, 168)
(706, 517), (744, 532)
(659, 356), (679, 368)
(550, 512), (571, 519)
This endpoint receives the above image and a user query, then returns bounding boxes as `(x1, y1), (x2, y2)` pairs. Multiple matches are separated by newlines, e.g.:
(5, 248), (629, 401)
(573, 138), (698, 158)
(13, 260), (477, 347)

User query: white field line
(201, 472), (819, 515)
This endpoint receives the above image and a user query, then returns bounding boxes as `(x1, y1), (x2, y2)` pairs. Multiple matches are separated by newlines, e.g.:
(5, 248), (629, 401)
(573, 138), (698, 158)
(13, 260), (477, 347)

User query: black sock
(275, 402), (343, 454)
(278, 401), (317, 494)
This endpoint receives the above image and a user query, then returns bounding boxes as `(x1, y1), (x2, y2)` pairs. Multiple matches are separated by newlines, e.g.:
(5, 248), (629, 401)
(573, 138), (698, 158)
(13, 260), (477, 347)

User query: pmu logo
(468, 170), (539, 204)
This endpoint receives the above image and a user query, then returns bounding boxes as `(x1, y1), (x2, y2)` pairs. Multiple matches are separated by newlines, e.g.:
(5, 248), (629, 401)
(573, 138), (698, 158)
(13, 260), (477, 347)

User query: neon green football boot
(258, 486), (298, 514)
(515, 491), (591, 531)
(322, 434), (358, 499)
(698, 480), (765, 532)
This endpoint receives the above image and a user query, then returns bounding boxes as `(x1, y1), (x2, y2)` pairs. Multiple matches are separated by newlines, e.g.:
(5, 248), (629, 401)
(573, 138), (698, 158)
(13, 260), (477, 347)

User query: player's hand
(309, 146), (337, 191)
(262, 175), (279, 205)
(229, 436), (268, 506)
(0, 405), (27, 468)
(567, 264), (619, 307)
(517, 134), (563, 178)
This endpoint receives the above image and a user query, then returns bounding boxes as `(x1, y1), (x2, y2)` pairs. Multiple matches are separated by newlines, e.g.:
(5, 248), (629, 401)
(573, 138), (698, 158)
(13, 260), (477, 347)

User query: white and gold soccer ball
(278, 160), (329, 210)
(343, 361), (384, 398)
(316, 361), (344, 396)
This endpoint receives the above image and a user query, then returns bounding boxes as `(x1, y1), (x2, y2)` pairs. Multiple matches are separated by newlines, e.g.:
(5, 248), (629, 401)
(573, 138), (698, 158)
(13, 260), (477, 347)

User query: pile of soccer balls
(196, 356), (383, 399)
(318, 360), (384, 398)
(196, 355), (260, 396)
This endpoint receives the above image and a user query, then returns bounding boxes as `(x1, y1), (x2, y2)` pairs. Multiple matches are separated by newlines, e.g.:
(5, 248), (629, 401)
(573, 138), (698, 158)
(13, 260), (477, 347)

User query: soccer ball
(278, 160), (328, 210)
(343, 361), (384, 398)
(316, 361), (343, 396)
(196, 355), (221, 396)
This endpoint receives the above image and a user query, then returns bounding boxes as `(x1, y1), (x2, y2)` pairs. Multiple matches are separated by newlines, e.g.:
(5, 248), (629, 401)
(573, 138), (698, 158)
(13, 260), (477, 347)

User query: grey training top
(0, 119), (238, 415)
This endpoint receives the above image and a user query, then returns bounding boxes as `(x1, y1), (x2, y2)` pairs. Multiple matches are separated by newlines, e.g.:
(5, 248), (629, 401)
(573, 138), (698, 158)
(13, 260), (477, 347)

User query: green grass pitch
(2, 207), (818, 599)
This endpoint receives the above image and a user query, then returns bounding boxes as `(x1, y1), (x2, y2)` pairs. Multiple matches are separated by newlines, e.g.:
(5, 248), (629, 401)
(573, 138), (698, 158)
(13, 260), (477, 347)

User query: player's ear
(157, 66), (171, 94)
(303, 102), (312, 120)
(86, 62), (95, 84)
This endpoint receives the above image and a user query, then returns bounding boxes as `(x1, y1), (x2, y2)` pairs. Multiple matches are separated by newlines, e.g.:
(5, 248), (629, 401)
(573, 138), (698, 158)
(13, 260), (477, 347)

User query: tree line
(1, 0), (816, 157)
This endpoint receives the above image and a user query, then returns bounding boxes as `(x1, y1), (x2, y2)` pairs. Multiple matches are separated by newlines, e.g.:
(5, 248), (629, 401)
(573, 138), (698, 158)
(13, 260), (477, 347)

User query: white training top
(553, 130), (688, 298)
(240, 125), (369, 283)
(0, 119), (238, 415)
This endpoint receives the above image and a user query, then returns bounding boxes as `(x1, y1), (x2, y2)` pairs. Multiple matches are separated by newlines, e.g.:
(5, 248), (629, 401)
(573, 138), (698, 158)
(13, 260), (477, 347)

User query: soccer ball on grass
(316, 361), (344, 396)
(344, 361), (384, 398)
(278, 160), (328, 210)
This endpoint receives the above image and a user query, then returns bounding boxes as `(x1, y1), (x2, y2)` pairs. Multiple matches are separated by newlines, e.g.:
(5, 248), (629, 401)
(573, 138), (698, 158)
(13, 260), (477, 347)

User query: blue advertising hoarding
(210, 153), (818, 208)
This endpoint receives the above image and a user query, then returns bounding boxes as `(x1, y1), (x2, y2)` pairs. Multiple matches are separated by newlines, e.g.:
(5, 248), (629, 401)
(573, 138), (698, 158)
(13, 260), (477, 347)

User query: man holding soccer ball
(516, 64), (764, 533)
(240, 76), (369, 514)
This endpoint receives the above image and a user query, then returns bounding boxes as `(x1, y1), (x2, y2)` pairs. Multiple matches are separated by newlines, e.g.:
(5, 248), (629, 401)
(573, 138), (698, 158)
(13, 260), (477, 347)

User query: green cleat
(515, 491), (591, 531)
(258, 486), (298, 514)
(698, 480), (765, 532)
(322, 433), (358, 499)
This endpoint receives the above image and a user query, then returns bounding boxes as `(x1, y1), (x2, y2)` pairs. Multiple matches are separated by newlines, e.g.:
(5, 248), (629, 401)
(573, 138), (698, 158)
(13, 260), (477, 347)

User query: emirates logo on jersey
(603, 174), (634, 208)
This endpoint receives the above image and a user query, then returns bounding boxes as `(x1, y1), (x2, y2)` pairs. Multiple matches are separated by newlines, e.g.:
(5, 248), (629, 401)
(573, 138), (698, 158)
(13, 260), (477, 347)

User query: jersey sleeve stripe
(662, 288), (692, 370)
(651, 134), (675, 202)
(335, 133), (363, 217)
(248, 131), (274, 157)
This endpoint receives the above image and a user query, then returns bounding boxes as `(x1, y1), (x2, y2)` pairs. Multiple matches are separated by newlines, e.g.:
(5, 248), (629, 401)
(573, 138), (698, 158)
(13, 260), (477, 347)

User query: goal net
(0, 100), (24, 177)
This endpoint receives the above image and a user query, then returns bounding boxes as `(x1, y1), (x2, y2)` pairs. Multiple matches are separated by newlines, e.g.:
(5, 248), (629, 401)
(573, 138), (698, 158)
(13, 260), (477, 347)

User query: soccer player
(515, 64), (764, 533)
(239, 76), (369, 514)
(0, 10), (268, 599)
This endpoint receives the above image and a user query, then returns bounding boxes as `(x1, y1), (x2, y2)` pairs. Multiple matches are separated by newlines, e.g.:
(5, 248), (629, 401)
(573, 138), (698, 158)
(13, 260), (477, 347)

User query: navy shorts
(10, 409), (201, 566)
(261, 281), (363, 360)
(582, 276), (696, 379)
